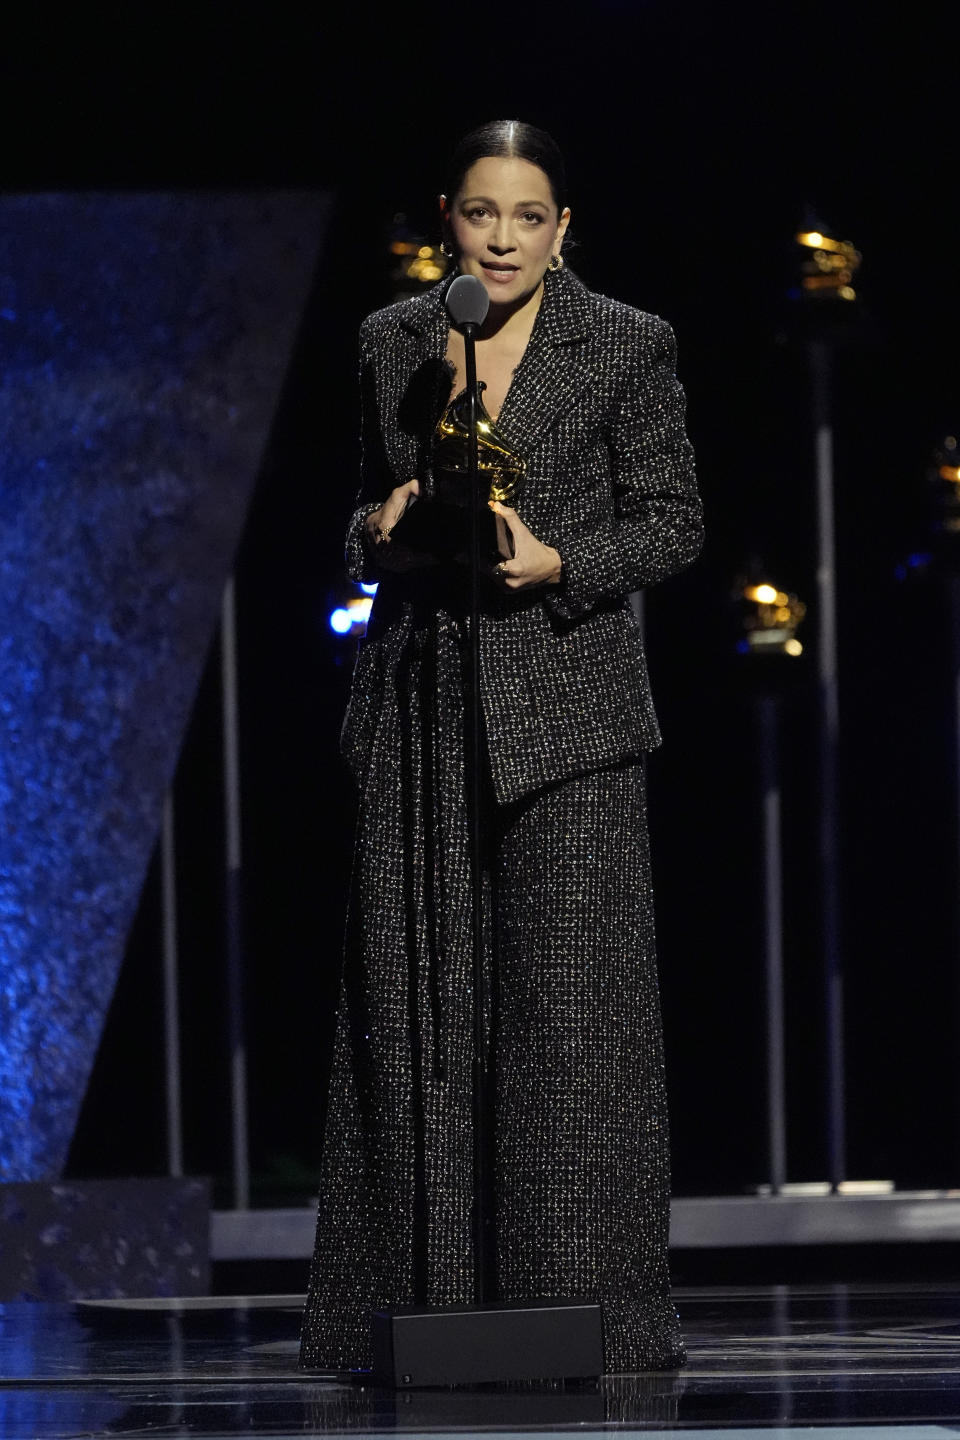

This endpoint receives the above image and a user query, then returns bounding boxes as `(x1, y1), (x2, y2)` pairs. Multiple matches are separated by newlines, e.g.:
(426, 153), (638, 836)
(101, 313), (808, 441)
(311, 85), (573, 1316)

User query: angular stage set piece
(0, 190), (330, 1184)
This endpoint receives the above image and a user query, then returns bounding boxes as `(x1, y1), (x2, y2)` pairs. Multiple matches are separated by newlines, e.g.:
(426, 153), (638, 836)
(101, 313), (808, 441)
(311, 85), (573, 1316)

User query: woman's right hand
(364, 480), (426, 571)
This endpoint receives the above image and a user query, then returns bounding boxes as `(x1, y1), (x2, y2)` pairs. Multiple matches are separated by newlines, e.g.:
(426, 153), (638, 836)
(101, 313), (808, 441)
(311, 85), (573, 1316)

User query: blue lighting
(329, 607), (353, 634)
(0, 189), (326, 1181)
(895, 552), (933, 582)
(359, 582), (378, 596)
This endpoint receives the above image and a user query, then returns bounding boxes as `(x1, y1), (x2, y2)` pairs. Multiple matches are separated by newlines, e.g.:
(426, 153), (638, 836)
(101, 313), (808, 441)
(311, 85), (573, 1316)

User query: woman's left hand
(488, 501), (563, 591)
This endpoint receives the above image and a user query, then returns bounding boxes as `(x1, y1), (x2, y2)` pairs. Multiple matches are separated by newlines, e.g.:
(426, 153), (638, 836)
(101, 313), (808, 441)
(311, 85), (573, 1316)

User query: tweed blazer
(341, 265), (703, 808)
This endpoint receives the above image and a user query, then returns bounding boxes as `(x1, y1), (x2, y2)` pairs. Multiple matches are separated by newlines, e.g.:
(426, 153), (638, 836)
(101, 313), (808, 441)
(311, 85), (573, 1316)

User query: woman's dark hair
(445, 120), (568, 214)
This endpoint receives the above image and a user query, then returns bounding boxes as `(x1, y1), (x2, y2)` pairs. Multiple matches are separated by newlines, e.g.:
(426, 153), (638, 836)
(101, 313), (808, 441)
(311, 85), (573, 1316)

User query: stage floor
(1, 1283), (959, 1438)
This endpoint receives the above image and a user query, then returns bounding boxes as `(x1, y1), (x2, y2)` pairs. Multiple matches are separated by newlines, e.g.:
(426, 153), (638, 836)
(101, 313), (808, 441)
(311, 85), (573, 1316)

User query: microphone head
(445, 274), (490, 330)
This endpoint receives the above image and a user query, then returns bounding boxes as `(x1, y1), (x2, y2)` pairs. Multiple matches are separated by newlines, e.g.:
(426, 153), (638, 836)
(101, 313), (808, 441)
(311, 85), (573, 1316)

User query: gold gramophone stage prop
(930, 434), (960, 553)
(389, 226), (449, 302)
(796, 228), (861, 304)
(739, 582), (807, 657)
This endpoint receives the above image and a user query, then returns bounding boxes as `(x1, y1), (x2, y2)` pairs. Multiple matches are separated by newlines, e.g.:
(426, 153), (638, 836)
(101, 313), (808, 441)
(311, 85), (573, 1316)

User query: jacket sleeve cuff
(541, 534), (609, 620)
(345, 502), (384, 583)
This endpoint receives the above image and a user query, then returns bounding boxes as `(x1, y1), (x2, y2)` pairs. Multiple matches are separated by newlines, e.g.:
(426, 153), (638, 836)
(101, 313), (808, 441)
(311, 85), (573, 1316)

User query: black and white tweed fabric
(340, 265), (703, 806)
(299, 265), (702, 1374)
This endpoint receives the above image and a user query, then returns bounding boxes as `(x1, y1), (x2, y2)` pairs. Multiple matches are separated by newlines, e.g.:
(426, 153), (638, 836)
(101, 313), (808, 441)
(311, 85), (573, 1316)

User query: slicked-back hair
(445, 120), (568, 217)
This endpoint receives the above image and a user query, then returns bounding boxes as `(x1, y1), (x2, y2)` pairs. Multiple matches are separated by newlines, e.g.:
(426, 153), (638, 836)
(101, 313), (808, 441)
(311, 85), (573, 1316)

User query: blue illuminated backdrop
(0, 191), (329, 1181)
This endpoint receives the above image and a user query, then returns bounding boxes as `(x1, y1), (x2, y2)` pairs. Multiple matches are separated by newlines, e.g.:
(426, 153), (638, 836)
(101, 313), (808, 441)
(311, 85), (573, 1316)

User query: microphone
(445, 274), (489, 333)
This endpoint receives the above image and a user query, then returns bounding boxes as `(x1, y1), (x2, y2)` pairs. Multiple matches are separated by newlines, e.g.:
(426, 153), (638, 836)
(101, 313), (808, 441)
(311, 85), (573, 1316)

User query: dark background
(7, 1), (955, 1201)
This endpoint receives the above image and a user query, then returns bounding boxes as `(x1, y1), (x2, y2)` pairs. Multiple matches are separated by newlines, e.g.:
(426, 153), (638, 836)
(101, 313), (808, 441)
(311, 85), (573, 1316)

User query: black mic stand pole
(371, 275), (602, 1387)
(462, 310), (491, 1305)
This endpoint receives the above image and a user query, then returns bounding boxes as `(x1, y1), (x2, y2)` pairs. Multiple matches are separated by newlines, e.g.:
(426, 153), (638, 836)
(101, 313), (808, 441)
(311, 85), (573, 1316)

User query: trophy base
(389, 498), (511, 565)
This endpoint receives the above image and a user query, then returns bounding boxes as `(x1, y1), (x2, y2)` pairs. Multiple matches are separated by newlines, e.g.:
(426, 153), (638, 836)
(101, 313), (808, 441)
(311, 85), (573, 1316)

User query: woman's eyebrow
(458, 196), (548, 208)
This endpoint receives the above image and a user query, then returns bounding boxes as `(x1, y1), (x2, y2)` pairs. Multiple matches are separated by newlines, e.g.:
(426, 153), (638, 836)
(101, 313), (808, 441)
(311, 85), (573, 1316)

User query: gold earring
(548, 253), (563, 271)
(440, 241), (454, 258)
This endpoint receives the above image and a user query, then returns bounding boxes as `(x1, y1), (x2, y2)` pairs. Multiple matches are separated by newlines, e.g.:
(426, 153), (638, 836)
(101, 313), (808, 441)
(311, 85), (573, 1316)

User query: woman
(300, 120), (703, 1375)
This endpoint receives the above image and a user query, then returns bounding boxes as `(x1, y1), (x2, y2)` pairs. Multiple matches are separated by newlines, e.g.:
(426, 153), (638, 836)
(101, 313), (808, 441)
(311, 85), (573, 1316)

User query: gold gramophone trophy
(390, 386), (527, 565)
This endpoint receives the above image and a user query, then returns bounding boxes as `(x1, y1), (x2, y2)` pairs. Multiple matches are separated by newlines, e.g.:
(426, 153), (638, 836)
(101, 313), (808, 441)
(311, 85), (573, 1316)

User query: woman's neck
(475, 278), (545, 343)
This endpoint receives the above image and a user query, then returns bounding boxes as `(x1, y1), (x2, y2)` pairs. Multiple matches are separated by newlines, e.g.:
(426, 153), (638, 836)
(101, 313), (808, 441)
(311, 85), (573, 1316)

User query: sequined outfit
(299, 266), (703, 1374)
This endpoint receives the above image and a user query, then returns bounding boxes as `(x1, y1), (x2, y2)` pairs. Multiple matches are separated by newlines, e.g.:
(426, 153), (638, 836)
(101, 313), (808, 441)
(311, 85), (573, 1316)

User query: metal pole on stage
(462, 295), (490, 1306)
(758, 694), (787, 1193)
(947, 577), (960, 1177)
(221, 575), (250, 1210)
(809, 339), (846, 1190)
(161, 790), (184, 1178)
(739, 579), (806, 1192)
(796, 221), (861, 1189)
(926, 436), (960, 1177)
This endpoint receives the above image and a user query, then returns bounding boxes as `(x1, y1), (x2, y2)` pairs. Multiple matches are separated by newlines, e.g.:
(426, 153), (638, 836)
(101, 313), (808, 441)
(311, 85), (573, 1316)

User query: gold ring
(496, 561), (508, 576)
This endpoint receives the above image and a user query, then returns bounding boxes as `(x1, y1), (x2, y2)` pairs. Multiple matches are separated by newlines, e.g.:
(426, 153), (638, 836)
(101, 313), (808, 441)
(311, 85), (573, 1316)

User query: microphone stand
(370, 276), (602, 1388)
(462, 313), (491, 1305)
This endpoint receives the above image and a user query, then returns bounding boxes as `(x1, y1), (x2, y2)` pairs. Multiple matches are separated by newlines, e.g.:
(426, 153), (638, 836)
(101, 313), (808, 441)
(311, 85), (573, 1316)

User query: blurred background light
(738, 577), (807, 656)
(328, 591), (374, 637)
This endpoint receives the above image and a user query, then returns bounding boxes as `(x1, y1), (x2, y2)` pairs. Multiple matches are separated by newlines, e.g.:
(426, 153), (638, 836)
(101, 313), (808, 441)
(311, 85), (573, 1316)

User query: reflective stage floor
(1, 1284), (959, 1438)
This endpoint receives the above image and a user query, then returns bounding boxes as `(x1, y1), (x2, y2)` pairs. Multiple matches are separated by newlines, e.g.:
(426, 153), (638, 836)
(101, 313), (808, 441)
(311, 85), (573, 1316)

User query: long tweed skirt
(299, 617), (683, 1373)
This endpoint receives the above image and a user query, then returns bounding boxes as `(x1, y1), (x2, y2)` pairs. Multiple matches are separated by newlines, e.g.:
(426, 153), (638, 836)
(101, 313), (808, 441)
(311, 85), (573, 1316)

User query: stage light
(359, 582), (379, 595)
(747, 583), (778, 605)
(329, 607), (352, 634)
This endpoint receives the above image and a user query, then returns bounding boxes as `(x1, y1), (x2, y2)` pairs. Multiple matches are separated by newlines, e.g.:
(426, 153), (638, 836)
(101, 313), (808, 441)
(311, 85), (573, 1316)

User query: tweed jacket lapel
(391, 272), (460, 486)
(397, 273), (451, 361)
(493, 266), (595, 459)
(394, 266), (594, 475)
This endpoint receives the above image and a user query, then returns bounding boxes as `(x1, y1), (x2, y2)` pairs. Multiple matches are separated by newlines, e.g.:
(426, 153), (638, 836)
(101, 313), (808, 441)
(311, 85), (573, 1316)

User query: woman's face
(443, 155), (570, 308)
